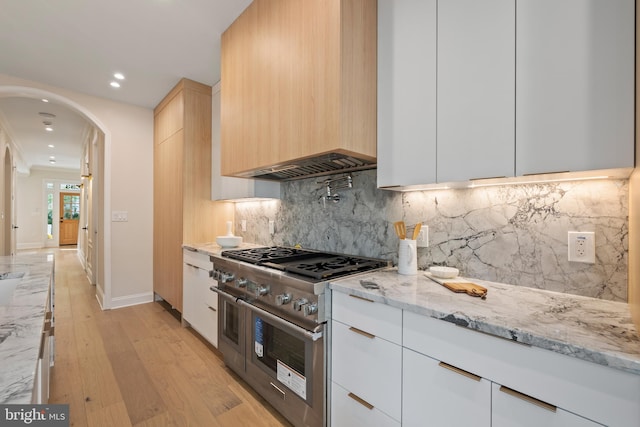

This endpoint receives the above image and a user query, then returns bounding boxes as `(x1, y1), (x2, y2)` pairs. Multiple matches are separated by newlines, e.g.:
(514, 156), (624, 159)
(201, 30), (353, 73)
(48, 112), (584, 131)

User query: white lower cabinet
(182, 249), (217, 347)
(331, 381), (400, 427)
(402, 348), (491, 427)
(492, 383), (603, 427)
(330, 291), (640, 426)
(330, 292), (402, 425)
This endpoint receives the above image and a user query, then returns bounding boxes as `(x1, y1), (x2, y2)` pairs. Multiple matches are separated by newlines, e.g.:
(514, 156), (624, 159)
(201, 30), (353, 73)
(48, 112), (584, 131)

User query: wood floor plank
(86, 400), (132, 427)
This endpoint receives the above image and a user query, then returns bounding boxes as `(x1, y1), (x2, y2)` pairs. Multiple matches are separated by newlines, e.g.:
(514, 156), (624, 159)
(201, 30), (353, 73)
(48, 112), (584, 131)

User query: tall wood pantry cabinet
(153, 78), (231, 312)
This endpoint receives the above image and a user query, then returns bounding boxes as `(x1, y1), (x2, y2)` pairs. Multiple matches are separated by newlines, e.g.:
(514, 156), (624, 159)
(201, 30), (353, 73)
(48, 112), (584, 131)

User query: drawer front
(183, 249), (213, 270)
(331, 320), (402, 421)
(331, 291), (402, 345)
(403, 348), (491, 427)
(331, 381), (400, 427)
(492, 383), (603, 427)
(403, 310), (640, 427)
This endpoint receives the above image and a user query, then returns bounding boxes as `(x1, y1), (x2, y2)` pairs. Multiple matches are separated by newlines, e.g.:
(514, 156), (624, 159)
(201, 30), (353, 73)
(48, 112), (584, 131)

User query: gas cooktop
(222, 246), (390, 281)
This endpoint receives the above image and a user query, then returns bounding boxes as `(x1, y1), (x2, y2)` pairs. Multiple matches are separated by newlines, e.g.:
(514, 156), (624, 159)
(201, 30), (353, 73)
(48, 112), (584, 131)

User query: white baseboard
(109, 291), (154, 309)
(17, 242), (44, 250)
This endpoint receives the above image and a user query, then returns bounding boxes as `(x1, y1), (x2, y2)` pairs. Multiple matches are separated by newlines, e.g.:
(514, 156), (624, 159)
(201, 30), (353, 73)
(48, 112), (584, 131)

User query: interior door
(59, 192), (80, 246)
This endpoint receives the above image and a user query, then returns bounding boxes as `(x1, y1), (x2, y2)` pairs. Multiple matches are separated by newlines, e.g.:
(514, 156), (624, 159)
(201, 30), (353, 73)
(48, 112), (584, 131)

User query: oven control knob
(219, 272), (235, 283)
(303, 303), (318, 316)
(256, 285), (270, 296)
(293, 298), (309, 311)
(236, 278), (248, 288)
(275, 293), (292, 305)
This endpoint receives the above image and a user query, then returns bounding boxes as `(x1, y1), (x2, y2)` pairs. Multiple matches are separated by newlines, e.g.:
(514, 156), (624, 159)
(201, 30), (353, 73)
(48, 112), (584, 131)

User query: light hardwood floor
(44, 248), (291, 426)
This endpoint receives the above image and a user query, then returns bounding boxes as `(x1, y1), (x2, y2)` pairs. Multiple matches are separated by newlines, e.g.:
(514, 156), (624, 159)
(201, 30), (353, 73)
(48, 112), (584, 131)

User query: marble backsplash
(233, 170), (629, 302)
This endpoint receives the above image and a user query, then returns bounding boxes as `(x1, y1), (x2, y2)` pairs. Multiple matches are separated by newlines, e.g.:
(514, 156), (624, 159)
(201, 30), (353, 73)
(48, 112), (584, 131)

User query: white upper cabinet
(515, 0), (635, 176)
(437, 0), (515, 183)
(377, 0), (437, 188)
(378, 0), (634, 189)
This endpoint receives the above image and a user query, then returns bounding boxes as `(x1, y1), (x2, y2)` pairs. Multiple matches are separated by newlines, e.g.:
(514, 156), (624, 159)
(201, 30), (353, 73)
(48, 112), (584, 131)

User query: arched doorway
(0, 85), (112, 309)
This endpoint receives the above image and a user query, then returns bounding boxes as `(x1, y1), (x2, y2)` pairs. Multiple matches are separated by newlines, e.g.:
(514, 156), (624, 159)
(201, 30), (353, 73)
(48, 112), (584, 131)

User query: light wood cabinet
(515, 0), (634, 176)
(220, 0), (377, 177)
(153, 78), (231, 312)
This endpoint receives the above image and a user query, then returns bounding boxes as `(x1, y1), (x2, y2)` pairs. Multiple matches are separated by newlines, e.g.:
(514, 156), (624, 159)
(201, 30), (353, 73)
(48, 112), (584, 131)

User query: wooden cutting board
(442, 281), (488, 299)
(425, 272), (488, 299)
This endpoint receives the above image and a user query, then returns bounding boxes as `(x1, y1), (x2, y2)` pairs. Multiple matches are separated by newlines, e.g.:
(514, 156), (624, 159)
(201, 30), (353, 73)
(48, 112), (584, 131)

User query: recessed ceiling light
(114, 72), (125, 80)
(48, 144), (54, 148)
(42, 98), (49, 103)
(49, 156), (55, 160)
(45, 127), (53, 132)
(110, 81), (121, 88)
(49, 160), (56, 164)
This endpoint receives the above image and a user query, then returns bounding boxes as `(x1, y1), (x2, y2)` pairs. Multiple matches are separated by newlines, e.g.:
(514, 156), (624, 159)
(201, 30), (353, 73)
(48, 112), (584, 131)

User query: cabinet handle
(438, 362), (481, 382)
(349, 294), (374, 303)
(522, 171), (569, 177)
(499, 385), (557, 413)
(348, 392), (374, 410)
(38, 331), (46, 359)
(207, 306), (217, 312)
(349, 326), (375, 339)
(45, 311), (52, 320)
(270, 382), (286, 400)
(469, 175), (507, 181)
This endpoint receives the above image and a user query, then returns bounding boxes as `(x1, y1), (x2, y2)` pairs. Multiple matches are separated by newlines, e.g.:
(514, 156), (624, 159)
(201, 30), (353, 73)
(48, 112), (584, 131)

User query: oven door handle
(242, 299), (324, 342)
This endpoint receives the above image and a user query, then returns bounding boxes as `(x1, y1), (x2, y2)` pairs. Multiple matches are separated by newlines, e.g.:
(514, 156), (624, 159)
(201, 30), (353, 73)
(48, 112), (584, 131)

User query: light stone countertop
(0, 253), (55, 404)
(329, 269), (640, 375)
(182, 241), (264, 257)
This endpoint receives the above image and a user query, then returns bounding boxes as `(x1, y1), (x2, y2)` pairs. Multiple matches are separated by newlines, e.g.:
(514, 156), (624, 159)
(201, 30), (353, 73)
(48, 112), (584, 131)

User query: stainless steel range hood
(228, 152), (377, 181)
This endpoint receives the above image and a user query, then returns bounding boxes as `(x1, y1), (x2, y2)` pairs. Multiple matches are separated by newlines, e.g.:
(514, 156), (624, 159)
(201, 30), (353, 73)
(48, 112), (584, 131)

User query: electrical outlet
(268, 220), (275, 235)
(568, 231), (595, 264)
(416, 225), (429, 248)
(241, 219), (247, 232)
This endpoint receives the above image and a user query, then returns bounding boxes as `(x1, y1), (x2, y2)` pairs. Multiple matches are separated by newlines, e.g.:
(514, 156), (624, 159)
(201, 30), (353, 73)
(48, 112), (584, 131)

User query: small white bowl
(216, 235), (242, 248)
(429, 266), (459, 279)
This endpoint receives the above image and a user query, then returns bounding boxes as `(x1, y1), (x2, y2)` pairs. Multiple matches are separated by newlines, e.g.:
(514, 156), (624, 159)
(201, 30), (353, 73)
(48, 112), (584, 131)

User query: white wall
(0, 73), (154, 308)
(16, 168), (80, 249)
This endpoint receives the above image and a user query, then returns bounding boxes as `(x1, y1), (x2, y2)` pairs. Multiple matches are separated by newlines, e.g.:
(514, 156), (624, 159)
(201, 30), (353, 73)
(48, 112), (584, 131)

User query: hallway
(44, 248), (291, 426)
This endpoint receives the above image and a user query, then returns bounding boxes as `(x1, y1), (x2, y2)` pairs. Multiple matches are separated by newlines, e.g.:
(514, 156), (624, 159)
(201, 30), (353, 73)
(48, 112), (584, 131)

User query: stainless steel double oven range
(209, 246), (389, 427)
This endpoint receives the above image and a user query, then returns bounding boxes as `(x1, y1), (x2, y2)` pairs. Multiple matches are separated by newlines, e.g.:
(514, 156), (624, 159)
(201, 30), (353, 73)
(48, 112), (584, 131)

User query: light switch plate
(112, 211), (128, 222)
(416, 225), (429, 248)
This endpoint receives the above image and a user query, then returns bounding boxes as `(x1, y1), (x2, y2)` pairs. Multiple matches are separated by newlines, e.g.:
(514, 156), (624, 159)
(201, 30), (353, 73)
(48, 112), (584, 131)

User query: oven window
(254, 316), (305, 376)
(223, 300), (240, 345)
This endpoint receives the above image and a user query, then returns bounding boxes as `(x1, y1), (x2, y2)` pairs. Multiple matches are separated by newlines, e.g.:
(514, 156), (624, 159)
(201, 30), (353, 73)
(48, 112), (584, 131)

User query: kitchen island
(329, 269), (640, 426)
(0, 253), (55, 404)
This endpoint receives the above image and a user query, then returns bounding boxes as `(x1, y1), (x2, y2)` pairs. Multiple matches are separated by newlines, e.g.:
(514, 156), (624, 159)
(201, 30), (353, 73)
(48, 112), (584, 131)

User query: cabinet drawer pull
(270, 382), (286, 400)
(38, 331), (46, 359)
(499, 386), (557, 413)
(45, 311), (52, 320)
(349, 326), (375, 339)
(522, 170), (569, 177)
(349, 294), (374, 303)
(207, 306), (217, 312)
(438, 362), (481, 382)
(348, 392), (374, 410)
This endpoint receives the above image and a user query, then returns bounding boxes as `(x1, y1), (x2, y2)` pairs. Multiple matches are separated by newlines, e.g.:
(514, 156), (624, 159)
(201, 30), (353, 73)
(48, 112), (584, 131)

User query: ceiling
(0, 0), (252, 173)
